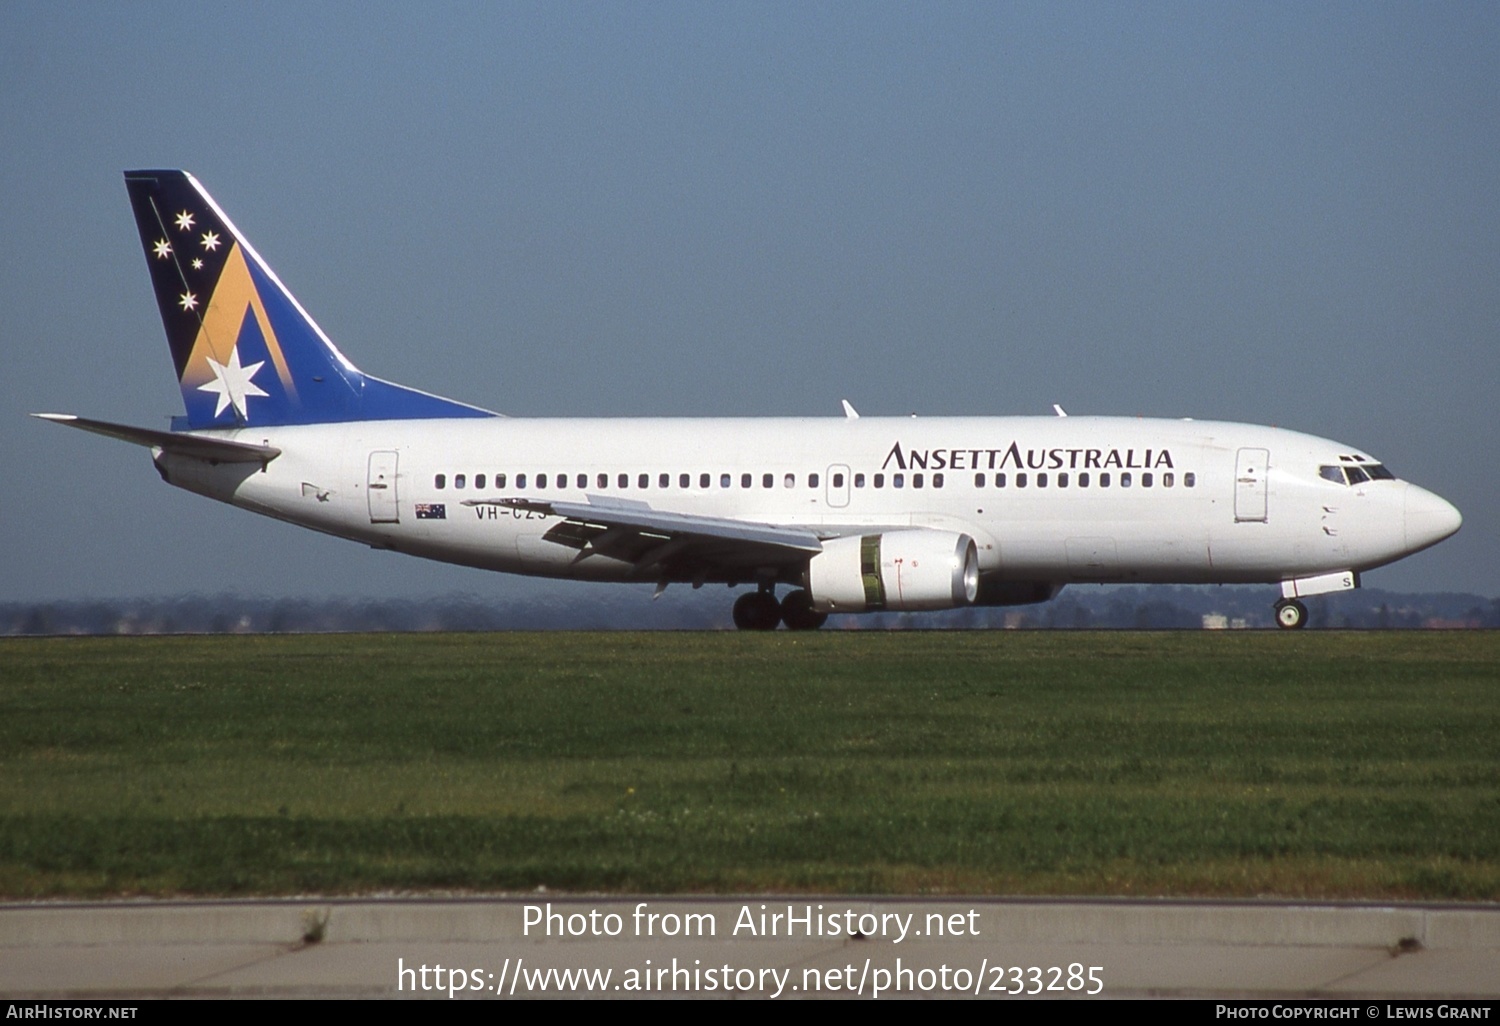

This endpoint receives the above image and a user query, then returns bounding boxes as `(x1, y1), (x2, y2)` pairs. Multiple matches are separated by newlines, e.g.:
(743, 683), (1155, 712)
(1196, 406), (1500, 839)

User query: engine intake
(806, 530), (980, 612)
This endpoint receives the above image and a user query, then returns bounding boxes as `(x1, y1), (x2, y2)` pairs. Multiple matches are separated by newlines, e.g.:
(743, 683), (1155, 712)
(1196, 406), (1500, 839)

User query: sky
(2, 1), (1496, 605)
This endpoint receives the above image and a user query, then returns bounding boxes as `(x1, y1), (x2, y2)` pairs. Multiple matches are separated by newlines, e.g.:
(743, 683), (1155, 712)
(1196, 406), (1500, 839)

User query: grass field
(1, 631), (1496, 900)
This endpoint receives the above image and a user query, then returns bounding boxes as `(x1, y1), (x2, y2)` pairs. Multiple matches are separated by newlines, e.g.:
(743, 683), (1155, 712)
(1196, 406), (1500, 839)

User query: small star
(192, 258), (204, 270)
(200, 231), (220, 251)
(152, 239), (172, 259)
(179, 291), (198, 311)
(175, 210), (195, 231)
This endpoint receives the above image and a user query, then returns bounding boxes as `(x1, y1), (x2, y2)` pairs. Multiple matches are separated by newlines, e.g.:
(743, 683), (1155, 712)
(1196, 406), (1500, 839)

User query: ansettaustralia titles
(882, 441), (1175, 472)
(523, 902), (980, 944)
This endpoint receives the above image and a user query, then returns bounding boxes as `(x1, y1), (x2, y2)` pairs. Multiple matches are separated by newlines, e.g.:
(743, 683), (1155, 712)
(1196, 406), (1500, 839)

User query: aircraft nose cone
(1404, 484), (1462, 553)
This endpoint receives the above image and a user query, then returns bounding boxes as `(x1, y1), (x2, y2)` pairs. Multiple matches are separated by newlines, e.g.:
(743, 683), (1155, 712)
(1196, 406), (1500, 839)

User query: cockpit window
(1321, 463), (1396, 485)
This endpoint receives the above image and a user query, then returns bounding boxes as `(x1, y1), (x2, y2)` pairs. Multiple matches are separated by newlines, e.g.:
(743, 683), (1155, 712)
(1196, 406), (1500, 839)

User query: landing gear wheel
(732, 591), (782, 631)
(1274, 599), (1308, 630)
(780, 589), (828, 631)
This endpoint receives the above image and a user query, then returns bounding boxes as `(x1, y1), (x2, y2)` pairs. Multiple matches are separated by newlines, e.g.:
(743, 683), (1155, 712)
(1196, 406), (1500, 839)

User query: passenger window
(578, 474), (588, 489)
(1184, 473), (1195, 487)
(680, 473), (690, 488)
(1036, 473), (1047, 488)
(1058, 473), (1068, 488)
(1121, 473), (1132, 488)
(873, 473), (884, 488)
(659, 473), (669, 488)
(618, 473), (628, 488)
(913, 473), (924, 489)
(597, 473), (608, 489)
(763, 473), (773, 488)
(784, 473), (795, 488)
(1016, 473), (1027, 488)
(700, 473), (710, 488)
(809, 473), (820, 488)
(1162, 473), (1173, 487)
(1100, 473), (1110, 487)
(455, 473), (466, 489)
(995, 473), (1006, 488)
(833, 472), (844, 488)
(893, 473), (904, 488)
(434, 474), (446, 489)
(974, 473), (985, 487)
(721, 474), (731, 488)
(933, 472), (943, 488)
(741, 473), (752, 488)
(1143, 473), (1153, 487)
(536, 473), (546, 488)
(475, 474), (486, 489)
(517, 473), (527, 488)
(1078, 473), (1088, 487)
(496, 473), (507, 489)
(854, 473), (865, 488)
(639, 473), (649, 489)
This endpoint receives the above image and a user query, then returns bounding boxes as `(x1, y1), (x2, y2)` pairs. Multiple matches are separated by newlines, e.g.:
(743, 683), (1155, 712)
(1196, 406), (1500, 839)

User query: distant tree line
(3, 586), (1496, 635)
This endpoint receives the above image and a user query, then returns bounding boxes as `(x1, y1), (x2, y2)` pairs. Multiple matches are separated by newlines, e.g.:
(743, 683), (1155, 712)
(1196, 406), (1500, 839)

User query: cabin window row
(433, 471), (829, 491)
(431, 470), (1195, 492)
(971, 471), (1196, 489)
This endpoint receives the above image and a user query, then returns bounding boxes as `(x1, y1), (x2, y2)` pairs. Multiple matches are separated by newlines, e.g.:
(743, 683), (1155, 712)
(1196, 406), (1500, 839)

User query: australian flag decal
(415, 503), (447, 520)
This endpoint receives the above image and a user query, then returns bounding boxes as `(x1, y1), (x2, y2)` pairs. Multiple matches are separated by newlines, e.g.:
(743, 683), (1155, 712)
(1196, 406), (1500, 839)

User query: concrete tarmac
(2, 897), (1497, 1000)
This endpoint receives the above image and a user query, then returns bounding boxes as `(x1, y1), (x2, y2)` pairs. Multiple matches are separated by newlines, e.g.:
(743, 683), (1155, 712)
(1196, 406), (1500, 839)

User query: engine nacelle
(806, 530), (980, 613)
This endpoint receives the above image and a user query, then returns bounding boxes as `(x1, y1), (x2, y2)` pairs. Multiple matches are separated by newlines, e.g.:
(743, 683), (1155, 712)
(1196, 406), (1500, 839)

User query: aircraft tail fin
(123, 170), (495, 429)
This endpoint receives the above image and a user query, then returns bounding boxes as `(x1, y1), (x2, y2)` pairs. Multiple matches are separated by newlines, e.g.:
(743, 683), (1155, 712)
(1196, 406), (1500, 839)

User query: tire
(1274, 599), (1308, 630)
(780, 589), (828, 631)
(732, 591), (782, 631)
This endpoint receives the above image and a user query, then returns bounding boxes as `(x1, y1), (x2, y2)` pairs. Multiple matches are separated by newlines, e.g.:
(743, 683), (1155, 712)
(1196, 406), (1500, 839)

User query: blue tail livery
(123, 170), (495, 429)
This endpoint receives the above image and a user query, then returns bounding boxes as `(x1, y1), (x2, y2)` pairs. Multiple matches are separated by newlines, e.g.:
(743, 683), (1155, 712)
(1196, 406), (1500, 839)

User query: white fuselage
(156, 414), (1457, 591)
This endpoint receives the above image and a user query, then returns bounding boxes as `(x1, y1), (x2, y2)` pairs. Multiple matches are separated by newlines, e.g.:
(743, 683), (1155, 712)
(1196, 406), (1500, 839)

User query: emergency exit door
(1235, 447), (1268, 523)
(368, 451), (400, 523)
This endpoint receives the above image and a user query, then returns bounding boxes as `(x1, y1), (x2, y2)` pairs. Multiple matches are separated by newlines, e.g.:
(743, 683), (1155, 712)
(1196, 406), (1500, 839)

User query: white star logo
(175, 210), (195, 231)
(198, 346), (269, 420)
(200, 231), (220, 251)
(179, 290), (198, 311)
(153, 239), (172, 259)
(192, 258), (204, 270)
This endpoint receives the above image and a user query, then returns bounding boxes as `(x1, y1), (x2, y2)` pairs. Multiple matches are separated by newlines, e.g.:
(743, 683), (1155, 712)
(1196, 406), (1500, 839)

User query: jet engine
(805, 530), (980, 612)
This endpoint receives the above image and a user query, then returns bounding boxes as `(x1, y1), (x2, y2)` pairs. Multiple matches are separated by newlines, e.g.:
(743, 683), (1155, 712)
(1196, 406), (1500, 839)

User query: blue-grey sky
(3, 1), (1496, 603)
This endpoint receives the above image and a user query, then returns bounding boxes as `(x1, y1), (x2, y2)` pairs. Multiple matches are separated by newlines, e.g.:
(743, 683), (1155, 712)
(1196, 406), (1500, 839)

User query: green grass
(1, 631), (1496, 899)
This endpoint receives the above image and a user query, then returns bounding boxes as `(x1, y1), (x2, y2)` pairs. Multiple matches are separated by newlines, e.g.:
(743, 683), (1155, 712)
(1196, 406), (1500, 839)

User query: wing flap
(462, 495), (825, 576)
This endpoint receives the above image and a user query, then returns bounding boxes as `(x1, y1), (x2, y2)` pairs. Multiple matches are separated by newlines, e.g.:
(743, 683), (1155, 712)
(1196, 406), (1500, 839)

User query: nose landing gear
(1274, 599), (1308, 630)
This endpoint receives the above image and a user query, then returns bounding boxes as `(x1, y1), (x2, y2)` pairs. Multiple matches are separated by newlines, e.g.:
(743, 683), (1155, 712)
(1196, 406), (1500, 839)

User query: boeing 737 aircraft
(37, 171), (1462, 629)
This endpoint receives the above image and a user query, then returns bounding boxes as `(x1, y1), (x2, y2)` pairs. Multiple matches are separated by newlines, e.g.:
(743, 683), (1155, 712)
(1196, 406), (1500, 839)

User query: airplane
(36, 170), (1463, 631)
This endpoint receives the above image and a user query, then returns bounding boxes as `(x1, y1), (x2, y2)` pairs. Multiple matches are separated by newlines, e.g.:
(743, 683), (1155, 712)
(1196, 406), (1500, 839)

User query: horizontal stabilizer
(32, 414), (281, 464)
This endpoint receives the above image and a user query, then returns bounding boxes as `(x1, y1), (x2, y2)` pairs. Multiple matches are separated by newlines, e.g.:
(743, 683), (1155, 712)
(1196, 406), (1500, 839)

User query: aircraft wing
(462, 495), (826, 580)
(33, 414), (282, 465)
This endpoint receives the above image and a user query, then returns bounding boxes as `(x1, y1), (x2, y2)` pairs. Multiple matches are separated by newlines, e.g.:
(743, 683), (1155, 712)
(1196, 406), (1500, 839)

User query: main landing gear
(731, 587), (828, 631)
(1274, 598), (1308, 630)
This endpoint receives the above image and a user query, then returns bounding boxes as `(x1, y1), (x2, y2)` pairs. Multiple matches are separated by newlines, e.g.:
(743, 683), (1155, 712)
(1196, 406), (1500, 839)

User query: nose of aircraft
(1404, 483), (1462, 553)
